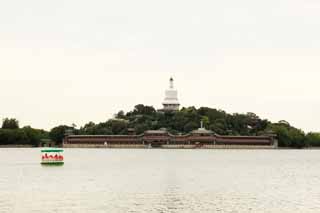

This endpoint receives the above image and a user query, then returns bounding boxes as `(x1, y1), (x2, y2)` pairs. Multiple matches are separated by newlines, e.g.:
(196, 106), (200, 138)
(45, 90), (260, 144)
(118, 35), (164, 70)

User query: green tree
(183, 121), (198, 133)
(305, 132), (320, 147)
(289, 128), (305, 148)
(132, 104), (156, 115)
(80, 122), (97, 134)
(22, 126), (41, 146)
(108, 120), (128, 134)
(49, 125), (70, 144)
(116, 110), (126, 119)
(210, 118), (227, 135)
(0, 129), (28, 145)
(134, 123), (149, 134)
(201, 116), (210, 128)
(2, 118), (19, 129)
(267, 122), (306, 148)
(60, 104), (313, 148)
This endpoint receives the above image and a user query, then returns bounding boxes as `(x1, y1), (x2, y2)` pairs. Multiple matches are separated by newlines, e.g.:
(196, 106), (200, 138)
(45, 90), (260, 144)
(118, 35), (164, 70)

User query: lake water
(0, 149), (320, 213)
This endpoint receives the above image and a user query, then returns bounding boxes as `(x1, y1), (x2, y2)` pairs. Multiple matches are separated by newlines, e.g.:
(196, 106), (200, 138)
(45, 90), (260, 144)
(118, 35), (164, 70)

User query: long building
(63, 128), (278, 149)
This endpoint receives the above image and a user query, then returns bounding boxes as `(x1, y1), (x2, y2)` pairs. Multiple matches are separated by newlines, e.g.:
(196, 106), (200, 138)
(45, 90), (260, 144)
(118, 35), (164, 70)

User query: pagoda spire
(169, 77), (174, 89)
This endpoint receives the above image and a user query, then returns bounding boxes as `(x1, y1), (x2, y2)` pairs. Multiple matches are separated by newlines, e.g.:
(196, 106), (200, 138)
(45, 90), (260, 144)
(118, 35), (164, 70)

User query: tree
(210, 118), (227, 135)
(267, 122), (306, 148)
(2, 118), (19, 129)
(50, 104), (316, 148)
(133, 104), (156, 115)
(80, 121), (96, 134)
(49, 125), (70, 144)
(183, 121), (198, 133)
(278, 120), (290, 126)
(134, 123), (149, 134)
(108, 120), (128, 134)
(0, 129), (28, 145)
(201, 116), (209, 128)
(305, 132), (320, 147)
(268, 124), (291, 147)
(289, 128), (305, 148)
(22, 126), (41, 146)
(115, 110), (126, 119)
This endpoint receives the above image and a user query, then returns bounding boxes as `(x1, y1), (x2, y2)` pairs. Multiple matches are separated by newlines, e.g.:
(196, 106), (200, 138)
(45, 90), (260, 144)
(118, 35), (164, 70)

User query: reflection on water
(1, 148), (320, 212)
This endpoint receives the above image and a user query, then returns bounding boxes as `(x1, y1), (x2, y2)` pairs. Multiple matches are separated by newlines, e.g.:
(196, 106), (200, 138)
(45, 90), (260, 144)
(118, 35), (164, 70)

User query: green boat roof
(41, 149), (64, 153)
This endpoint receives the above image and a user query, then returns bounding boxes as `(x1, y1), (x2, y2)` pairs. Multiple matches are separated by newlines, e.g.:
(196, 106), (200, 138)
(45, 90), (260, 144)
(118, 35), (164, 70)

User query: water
(0, 148), (320, 213)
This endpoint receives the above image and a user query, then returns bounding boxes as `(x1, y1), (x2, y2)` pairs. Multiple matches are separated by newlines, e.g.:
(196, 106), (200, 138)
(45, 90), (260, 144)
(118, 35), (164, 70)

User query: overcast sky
(1, 0), (320, 132)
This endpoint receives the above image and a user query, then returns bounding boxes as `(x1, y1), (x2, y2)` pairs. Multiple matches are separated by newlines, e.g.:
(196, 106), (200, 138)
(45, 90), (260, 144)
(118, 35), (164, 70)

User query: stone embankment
(63, 144), (275, 149)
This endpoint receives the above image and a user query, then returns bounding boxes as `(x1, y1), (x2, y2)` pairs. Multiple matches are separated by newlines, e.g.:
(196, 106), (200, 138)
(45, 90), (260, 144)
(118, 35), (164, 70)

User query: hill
(2, 104), (320, 148)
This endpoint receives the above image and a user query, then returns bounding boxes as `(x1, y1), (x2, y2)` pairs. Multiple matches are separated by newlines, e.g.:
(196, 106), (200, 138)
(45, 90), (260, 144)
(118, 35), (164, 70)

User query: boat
(41, 148), (64, 165)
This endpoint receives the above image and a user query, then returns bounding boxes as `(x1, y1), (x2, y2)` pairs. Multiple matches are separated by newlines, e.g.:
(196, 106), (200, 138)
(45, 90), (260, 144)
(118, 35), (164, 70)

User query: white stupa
(162, 77), (180, 111)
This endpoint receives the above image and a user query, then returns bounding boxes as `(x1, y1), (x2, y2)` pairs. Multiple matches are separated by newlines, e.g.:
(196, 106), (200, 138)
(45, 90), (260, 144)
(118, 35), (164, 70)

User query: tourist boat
(41, 148), (64, 165)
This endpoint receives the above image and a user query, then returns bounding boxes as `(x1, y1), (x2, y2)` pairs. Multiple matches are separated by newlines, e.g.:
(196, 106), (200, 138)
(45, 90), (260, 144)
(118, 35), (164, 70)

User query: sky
(1, 0), (320, 132)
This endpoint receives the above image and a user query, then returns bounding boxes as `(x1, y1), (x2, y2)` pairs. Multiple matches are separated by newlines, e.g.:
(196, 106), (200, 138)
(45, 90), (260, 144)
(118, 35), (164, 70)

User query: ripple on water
(1, 149), (320, 212)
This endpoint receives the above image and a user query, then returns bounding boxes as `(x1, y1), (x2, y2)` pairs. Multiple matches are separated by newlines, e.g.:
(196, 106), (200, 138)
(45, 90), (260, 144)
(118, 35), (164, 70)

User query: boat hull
(41, 162), (64, 166)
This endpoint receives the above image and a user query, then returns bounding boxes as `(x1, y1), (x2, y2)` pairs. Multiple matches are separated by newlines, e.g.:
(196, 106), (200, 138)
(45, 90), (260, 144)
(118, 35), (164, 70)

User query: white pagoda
(162, 77), (180, 111)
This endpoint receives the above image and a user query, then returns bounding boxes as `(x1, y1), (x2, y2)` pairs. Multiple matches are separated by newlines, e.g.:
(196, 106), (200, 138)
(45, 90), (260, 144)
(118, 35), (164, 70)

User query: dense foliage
(76, 105), (269, 136)
(0, 118), (49, 146)
(72, 104), (319, 148)
(2, 118), (19, 129)
(49, 125), (72, 145)
(1, 105), (320, 148)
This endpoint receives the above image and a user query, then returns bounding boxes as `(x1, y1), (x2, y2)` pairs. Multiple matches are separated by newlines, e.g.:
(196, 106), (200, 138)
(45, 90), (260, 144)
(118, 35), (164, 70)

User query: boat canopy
(41, 149), (64, 153)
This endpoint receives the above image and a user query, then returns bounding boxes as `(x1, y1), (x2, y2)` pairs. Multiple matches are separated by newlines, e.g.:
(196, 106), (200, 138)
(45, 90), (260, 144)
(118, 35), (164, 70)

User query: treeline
(49, 105), (320, 148)
(0, 118), (48, 146)
(2, 105), (320, 148)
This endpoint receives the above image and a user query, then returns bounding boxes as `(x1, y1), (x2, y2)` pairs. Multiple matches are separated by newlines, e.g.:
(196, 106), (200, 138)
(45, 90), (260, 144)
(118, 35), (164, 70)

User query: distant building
(162, 77), (180, 111)
(62, 77), (279, 149)
(63, 126), (278, 149)
(39, 139), (56, 147)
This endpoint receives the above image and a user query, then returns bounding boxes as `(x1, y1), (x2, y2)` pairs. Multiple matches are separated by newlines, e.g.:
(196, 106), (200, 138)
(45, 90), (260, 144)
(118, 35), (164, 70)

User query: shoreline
(1, 145), (320, 149)
(0, 145), (33, 148)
